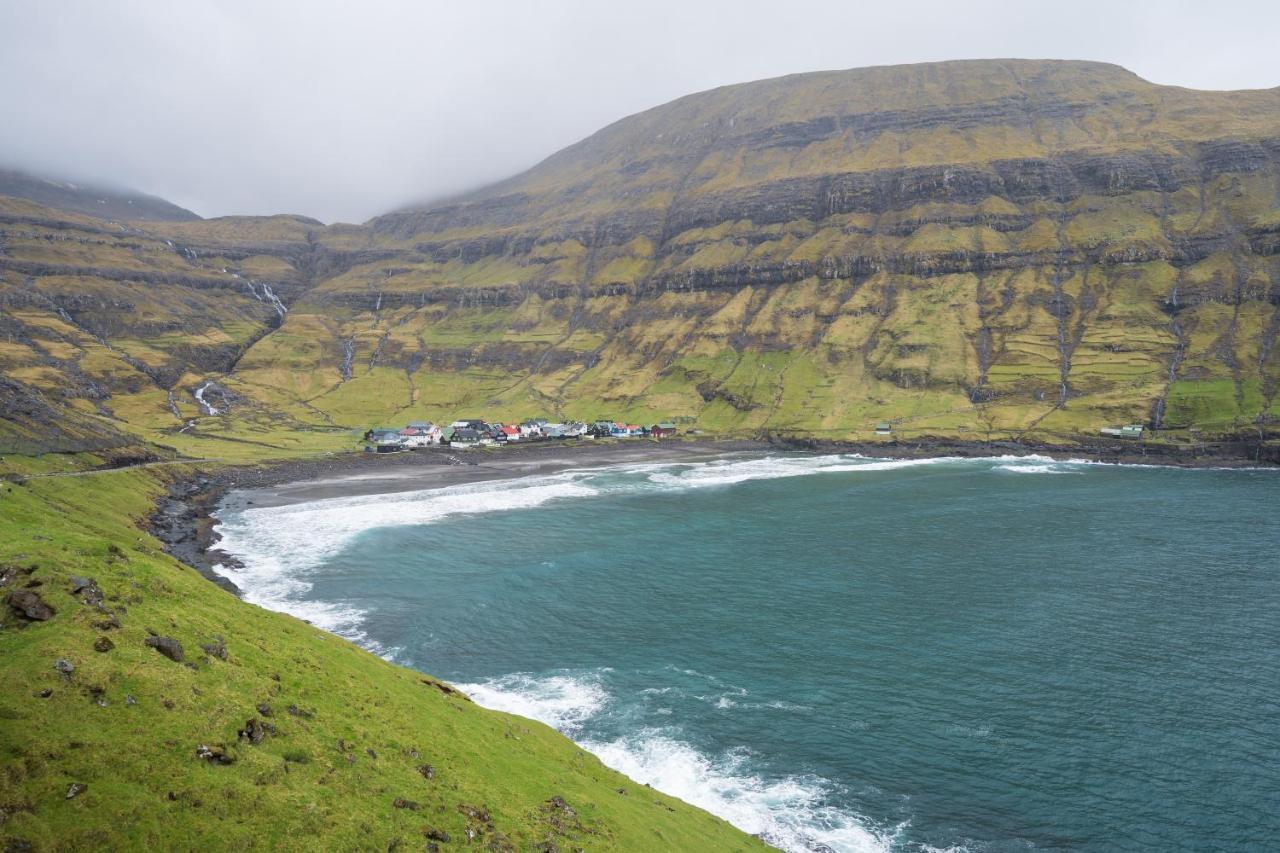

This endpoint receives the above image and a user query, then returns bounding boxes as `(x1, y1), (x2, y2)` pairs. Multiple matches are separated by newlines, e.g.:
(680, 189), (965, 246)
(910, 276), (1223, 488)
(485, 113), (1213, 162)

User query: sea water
(214, 454), (1280, 851)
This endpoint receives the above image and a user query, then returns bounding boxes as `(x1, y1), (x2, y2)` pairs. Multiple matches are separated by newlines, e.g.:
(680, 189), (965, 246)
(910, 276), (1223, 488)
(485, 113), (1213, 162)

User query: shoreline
(151, 434), (1278, 595)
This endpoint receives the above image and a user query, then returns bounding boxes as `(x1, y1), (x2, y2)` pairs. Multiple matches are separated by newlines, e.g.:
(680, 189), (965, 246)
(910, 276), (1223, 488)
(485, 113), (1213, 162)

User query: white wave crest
(994, 463), (1074, 474)
(214, 476), (598, 634)
(587, 733), (891, 853)
(645, 453), (962, 490)
(461, 671), (894, 853)
(454, 672), (608, 734)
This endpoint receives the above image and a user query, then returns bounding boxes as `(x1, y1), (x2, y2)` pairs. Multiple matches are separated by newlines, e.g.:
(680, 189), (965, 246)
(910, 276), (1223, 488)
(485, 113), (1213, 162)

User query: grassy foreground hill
(0, 456), (764, 851)
(1, 60), (1279, 460)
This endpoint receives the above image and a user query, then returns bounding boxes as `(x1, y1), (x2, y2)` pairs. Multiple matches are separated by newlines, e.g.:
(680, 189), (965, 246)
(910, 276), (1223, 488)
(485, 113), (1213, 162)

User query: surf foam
(214, 475), (598, 637)
(213, 452), (1095, 640)
(458, 670), (894, 853)
(454, 671), (609, 735)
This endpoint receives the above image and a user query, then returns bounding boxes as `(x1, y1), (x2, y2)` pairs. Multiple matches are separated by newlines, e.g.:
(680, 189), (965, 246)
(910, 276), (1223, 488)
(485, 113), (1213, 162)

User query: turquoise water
(216, 454), (1280, 851)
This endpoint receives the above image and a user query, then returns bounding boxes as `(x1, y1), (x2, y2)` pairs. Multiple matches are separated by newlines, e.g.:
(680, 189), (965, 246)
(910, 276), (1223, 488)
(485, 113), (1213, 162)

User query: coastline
(152, 433), (1278, 595)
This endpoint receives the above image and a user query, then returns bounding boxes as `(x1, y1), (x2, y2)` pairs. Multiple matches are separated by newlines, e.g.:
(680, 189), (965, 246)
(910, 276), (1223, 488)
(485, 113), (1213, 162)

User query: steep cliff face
(304, 60), (1280, 442)
(2, 60), (1279, 455)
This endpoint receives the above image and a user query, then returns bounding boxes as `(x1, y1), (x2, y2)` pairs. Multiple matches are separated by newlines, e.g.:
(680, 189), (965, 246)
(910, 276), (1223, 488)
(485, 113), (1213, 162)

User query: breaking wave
(214, 477), (596, 638)
(455, 672), (609, 734)
(212, 451), (1131, 640)
(457, 670), (896, 853)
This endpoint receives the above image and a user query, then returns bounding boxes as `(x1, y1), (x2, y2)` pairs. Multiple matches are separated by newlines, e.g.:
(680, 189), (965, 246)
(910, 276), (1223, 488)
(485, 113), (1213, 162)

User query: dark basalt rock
(68, 576), (103, 606)
(7, 589), (55, 622)
(237, 718), (275, 745)
(199, 636), (228, 661)
(144, 636), (184, 663)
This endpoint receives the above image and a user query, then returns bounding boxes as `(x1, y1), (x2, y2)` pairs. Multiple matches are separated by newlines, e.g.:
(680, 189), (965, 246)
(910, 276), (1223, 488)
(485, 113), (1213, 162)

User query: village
(362, 418), (680, 452)
(363, 416), (1147, 452)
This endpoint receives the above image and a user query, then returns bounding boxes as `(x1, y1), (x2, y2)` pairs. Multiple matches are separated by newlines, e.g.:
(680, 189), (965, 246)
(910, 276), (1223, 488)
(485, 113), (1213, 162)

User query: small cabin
(650, 422), (677, 438)
(1100, 424), (1145, 439)
(874, 422), (892, 436)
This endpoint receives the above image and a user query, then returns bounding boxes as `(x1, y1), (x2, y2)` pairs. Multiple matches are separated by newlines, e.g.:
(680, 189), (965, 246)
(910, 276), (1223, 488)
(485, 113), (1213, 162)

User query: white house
(400, 421), (442, 447)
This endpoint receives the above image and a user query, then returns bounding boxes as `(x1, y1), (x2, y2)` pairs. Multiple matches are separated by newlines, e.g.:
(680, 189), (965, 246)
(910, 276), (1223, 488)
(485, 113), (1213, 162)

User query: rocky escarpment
(2, 60), (1279, 455)
(244, 62), (1272, 445)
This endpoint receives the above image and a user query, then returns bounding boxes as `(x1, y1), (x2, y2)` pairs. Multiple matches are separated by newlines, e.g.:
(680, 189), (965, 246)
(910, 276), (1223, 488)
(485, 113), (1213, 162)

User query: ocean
(213, 452), (1280, 852)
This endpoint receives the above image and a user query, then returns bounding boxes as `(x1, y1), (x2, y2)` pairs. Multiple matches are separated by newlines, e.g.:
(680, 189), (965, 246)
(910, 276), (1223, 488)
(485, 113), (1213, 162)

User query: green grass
(1163, 379), (1264, 431)
(0, 469), (763, 851)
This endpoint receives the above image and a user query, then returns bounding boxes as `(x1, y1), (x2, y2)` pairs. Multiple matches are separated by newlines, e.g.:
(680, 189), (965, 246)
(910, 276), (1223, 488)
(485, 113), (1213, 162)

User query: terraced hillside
(3, 59), (1280, 457)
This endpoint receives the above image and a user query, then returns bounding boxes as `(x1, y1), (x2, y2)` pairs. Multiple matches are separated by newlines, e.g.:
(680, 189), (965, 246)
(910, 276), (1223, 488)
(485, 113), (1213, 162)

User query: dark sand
(223, 439), (771, 509)
(217, 432), (1276, 509)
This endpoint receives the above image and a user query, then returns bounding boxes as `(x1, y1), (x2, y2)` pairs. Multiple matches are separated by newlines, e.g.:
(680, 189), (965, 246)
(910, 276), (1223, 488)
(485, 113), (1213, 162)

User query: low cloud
(2, 0), (1276, 223)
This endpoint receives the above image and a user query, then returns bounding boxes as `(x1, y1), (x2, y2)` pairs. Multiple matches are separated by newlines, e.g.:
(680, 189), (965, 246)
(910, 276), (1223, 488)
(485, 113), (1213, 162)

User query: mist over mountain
(2, 59), (1278, 458)
(4, 1), (1280, 222)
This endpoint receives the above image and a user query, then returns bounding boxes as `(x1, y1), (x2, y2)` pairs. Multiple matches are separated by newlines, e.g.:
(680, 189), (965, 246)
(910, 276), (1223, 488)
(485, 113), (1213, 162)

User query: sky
(2, 0), (1278, 223)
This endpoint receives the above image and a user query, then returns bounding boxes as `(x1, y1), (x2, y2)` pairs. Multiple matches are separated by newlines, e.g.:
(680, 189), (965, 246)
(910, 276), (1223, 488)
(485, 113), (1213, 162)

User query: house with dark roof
(450, 427), (482, 448)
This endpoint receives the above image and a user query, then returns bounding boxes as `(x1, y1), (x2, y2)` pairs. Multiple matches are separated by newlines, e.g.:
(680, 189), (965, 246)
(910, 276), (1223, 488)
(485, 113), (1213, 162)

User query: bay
(215, 453), (1280, 852)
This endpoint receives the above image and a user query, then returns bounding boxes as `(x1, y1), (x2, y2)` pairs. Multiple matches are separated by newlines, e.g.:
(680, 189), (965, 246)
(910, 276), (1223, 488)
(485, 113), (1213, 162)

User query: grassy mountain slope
(3, 60), (1279, 455)
(337, 60), (1280, 442)
(0, 461), (763, 851)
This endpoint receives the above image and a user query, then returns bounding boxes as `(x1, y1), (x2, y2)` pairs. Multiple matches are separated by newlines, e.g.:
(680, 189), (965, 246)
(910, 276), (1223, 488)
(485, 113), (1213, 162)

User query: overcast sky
(2, 0), (1277, 223)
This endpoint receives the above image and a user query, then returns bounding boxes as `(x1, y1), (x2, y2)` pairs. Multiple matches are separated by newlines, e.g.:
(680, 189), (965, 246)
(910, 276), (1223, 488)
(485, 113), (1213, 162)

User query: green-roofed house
(875, 422), (893, 436)
(650, 422), (677, 438)
(1100, 424), (1145, 439)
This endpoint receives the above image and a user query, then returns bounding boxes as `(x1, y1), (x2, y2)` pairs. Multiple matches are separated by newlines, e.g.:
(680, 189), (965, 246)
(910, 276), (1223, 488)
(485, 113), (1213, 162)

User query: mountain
(0, 168), (200, 222)
(2, 59), (1279, 459)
